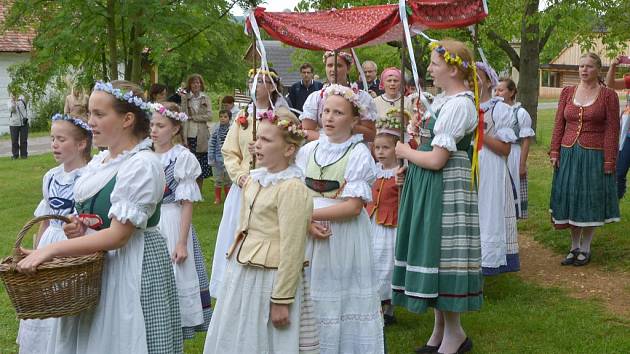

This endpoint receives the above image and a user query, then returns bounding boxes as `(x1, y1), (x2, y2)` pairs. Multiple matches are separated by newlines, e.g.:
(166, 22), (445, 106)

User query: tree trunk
(518, 0), (541, 134)
(106, 0), (118, 80)
(129, 11), (145, 83)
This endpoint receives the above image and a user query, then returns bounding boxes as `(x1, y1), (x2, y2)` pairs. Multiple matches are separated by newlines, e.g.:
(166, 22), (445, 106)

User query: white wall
(0, 52), (30, 134)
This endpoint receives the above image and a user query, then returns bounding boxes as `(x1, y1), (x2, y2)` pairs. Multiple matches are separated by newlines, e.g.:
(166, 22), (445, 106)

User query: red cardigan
(550, 85), (620, 172)
(366, 176), (399, 227)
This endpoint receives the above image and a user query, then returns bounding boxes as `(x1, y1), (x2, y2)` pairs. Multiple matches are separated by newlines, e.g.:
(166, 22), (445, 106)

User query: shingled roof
(0, 2), (34, 52)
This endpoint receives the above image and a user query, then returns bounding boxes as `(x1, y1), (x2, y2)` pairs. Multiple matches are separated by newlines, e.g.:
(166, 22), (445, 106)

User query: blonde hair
(274, 106), (305, 149)
(159, 101), (186, 146)
(436, 39), (475, 84)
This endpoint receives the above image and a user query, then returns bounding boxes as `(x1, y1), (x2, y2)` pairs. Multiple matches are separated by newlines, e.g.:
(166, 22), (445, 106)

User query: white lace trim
(87, 138), (153, 171)
(375, 163), (396, 178)
(432, 91), (474, 112)
(249, 165), (303, 187)
(316, 134), (364, 154)
(50, 164), (84, 185)
(157, 144), (187, 168)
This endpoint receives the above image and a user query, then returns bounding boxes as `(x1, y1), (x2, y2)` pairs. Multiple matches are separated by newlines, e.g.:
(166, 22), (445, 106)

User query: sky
(231, 0), (302, 16)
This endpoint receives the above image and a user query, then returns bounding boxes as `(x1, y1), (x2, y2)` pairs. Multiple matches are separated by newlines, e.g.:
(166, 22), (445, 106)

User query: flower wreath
(93, 81), (151, 117)
(248, 68), (279, 80)
(323, 84), (367, 117)
(429, 42), (470, 69)
(257, 110), (307, 139)
(385, 108), (411, 121)
(51, 113), (92, 134)
(149, 103), (189, 122)
(323, 51), (354, 66)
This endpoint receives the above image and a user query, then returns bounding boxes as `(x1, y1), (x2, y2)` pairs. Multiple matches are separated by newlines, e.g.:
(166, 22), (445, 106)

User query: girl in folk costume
(476, 62), (520, 275)
(392, 40), (481, 354)
(17, 81), (182, 354)
(180, 74), (212, 190)
(149, 102), (212, 338)
(366, 118), (401, 326)
(204, 107), (318, 354)
(373, 67), (413, 124)
(17, 114), (92, 354)
(300, 51), (377, 142)
(208, 68), (289, 298)
(495, 78), (535, 218)
(296, 84), (384, 354)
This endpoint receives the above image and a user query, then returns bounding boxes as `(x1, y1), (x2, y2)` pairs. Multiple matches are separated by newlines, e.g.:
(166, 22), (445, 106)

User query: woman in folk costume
(208, 68), (289, 298)
(392, 40), (482, 354)
(204, 107), (318, 354)
(366, 117), (401, 326)
(17, 114), (92, 354)
(296, 84), (384, 354)
(495, 78), (535, 218)
(476, 62), (520, 276)
(149, 102), (211, 338)
(300, 51), (377, 142)
(16, 81), (182, 354)
(373, 67), (413, 125)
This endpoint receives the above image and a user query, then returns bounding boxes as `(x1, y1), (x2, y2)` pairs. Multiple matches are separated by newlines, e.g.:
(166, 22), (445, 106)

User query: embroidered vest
(304, 142), (357, 199)
(366, 176), (398, 227)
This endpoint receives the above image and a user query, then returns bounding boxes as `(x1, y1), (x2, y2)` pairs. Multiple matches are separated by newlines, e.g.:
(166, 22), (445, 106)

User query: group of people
(9, 36), (626, 354)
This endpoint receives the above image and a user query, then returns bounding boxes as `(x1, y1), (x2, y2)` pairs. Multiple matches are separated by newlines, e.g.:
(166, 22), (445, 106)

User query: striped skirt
(182, 228), (212, 339)
(392, 151), (483, 313)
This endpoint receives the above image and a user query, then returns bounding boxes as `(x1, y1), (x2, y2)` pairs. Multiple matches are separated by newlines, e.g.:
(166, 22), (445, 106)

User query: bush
(30, 92), (65, 132)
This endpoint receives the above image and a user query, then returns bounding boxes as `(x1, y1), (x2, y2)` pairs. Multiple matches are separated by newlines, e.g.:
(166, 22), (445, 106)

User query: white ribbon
(351, 48), (369, 92)
(398, 0), (435, 119)
(246, 9), (281, 109)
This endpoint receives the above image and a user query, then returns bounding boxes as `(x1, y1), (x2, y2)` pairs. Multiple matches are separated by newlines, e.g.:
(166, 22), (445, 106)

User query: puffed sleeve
(492, 102), (518, 143)
(299, 90), (320, 122)
(34, 169), (54, 217)
(517, 107), (535, 138)
(550, 86), (572, 159)
(359, 90), (377, 121)
(603, 88), (620, 173)
(432, 96), (477, 152)
(222, 116), (248, 182)
(341, 143), (376, 202)
(295, 140), (317, 176)
(174, 150), (202, 202)
(109, 151), (166, 228)
(272, 180), (312, 304)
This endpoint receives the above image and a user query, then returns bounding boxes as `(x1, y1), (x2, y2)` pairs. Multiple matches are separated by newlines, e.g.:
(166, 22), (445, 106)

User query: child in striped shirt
(209, 109), (232, 204)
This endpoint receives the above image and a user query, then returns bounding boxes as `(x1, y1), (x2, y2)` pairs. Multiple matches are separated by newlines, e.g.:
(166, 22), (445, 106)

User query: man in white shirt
(8, 92), (29, 159)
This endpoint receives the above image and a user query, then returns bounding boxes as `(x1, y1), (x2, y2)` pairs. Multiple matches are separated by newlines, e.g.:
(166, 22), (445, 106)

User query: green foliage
(29, 92), (65, 133)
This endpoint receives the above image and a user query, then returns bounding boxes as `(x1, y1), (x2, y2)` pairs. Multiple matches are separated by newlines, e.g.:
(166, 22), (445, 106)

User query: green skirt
(550, 145), (620, 228)
(392, 151), (483, 313)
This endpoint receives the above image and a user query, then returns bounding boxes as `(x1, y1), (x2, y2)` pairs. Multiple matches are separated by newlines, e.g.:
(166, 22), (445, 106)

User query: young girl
(300, 51), (377, 142)
(296, 84), (384, 353)
(209, 68), (288, 298)
(392, 40), (481, 354)
(366, 119), (400, 326)
(17, 114), (92, 354)
(150, 102), (211, 338)
(16, 80), (182, 354)
(476, 62), (520, 275)
(204, 107), (317, 353)
(495, 78), (535, 218)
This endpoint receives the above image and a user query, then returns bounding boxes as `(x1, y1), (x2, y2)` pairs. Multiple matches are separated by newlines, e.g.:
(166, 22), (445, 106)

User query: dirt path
(0, 136), (50, 157)
(518, 232), (630, 317)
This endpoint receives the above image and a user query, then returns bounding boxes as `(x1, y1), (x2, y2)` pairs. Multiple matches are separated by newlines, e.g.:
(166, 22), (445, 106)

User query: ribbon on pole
(351, 48), (369, 93)
(246, 10), (281, 110)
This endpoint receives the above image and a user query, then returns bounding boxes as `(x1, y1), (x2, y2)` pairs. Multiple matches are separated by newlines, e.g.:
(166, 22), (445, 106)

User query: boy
(208, 110), (232, 203)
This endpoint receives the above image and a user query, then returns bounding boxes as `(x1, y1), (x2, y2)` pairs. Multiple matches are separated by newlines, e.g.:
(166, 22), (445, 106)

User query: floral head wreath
(149, 102), (189, 122)
(248, 68), (279, 81)
(257, 110), (307, 140)
(323, 84), (367, 118)
(475, 62), (499, 89)
(323, 51), (353, 67)
(386, 107), (411, 121)
(429, 42), (470, 70)
(51, 113), (92, 134)
(376, 114), (402, 137)
(93, 81), (151, 118)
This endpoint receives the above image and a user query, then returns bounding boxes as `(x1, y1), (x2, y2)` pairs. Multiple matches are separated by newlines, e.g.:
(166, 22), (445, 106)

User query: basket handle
(12, 215), (72, 268)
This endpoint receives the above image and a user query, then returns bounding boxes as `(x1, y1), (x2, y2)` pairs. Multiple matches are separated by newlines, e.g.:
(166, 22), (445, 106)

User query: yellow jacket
(230, 170), (312, 304)
(221, 113), (253, 182)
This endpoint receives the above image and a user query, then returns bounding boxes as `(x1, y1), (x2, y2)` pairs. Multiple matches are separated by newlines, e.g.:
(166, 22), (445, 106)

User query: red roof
(0, 3), (34, 52)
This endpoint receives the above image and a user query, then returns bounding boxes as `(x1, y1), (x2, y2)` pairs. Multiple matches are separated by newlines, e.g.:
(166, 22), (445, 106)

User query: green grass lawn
(0, 110), (629, 353)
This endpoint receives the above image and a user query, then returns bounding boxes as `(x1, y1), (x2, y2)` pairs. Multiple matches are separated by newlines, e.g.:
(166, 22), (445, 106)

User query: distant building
(243, 40), (301, 94)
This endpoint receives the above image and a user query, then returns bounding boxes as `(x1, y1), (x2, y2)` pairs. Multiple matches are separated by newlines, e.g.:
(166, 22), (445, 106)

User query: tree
(1, 0), (249, 98)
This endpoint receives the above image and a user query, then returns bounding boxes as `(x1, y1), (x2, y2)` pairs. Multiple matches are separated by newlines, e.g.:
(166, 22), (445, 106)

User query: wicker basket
(0, 215), (105, 320)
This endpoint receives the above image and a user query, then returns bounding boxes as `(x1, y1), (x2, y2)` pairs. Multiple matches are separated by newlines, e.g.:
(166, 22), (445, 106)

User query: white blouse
(296, 134), (376, 202)
(430, 91), (478, 152)
(510, 102), (536, 138)
(300, 86), (377, 124)
(374, 163), (396, 179)
(158, 144), (202, 202)
(34, 165), (84, 217)
(480, 97), (518, 144)
(74, 138), (165, 229)
(249, 164), (303, 187)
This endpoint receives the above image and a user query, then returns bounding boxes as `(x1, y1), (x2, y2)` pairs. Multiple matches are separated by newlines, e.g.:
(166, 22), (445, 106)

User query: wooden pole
(334, 51), (338, 84)
(399, 37), (406, 167)
(251, 34), (257, 169)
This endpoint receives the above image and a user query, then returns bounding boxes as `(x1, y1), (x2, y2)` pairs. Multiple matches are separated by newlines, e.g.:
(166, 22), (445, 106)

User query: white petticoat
(159, 203), (203, 327)
(306, 197), (384, 354)
(17, 224), (67, 354)
(369, 216), (396, 301)
(204, 258), (303, 354)
(209, 184), (242, 298)
(507, 143), (522, 217)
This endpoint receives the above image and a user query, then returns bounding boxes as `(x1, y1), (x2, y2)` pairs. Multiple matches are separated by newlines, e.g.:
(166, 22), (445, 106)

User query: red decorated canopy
(249, 0), (487, 51)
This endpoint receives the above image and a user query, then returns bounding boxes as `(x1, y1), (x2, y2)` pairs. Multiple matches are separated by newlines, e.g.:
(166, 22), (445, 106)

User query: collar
(316, 134), (363, 154)
(156, 144), (187, 168)
(249, 165), (303, 187)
